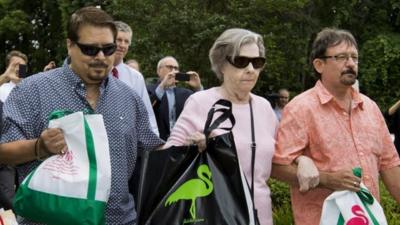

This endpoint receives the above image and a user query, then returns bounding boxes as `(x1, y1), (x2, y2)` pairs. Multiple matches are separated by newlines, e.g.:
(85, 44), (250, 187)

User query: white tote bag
(13, 111), (111, 225)
(320, 168), (387, 225)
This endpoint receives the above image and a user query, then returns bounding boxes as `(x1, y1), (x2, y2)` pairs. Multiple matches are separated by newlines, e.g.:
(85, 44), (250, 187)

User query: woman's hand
(296, 155), (320, 192)
(186, 131), (206, 152)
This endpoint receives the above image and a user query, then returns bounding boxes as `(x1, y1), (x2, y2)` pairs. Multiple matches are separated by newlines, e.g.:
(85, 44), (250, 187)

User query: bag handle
(337, 167), (379, 225)
(203, 99), (235, 138)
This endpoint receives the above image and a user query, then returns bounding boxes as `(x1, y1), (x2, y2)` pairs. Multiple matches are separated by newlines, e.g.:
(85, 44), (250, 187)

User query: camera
(18, 64), (28, 78)
(175, 72), (190, 81)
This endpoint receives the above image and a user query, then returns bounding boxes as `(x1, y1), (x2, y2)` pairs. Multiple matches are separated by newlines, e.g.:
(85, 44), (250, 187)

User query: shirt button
(80, 83), (84, 87)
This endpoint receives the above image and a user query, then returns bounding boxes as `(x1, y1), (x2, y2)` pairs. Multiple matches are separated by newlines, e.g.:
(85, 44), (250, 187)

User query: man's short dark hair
(310, 28), (357, 77)
(67, 6), (117, 43)
(5, 50), (28, 66)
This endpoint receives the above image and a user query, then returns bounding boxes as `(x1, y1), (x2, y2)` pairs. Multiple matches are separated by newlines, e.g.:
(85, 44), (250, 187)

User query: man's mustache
(341, 69), (357, 76)
(89, 62), (108, 68)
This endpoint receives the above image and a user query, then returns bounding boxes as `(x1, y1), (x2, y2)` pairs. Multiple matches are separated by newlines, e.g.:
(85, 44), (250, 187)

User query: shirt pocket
(361, 121), (383, 157)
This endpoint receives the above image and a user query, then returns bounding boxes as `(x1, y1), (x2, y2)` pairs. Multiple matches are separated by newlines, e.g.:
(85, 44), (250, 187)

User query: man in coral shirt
(272, 28), (400, 225)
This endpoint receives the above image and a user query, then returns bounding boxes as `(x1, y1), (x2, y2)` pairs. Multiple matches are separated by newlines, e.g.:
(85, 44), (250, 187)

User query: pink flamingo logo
(346, 205), (369, 225)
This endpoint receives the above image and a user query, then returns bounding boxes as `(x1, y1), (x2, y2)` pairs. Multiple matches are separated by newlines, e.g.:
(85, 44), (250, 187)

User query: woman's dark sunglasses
(226, 56), (266, 69)
(75, 42), (117, 56)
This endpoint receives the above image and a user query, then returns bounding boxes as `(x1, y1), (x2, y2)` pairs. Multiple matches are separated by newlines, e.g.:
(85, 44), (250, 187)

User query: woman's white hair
(209, 28), (265, 81)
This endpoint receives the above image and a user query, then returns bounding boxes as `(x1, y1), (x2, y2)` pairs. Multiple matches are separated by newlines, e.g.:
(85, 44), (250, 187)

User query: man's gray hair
(114, 21), (132, 33)
(157, 56), (177, 70)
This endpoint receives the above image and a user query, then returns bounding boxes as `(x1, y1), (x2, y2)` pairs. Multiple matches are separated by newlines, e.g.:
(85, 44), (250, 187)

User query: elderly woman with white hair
(165, 28), (318, 225)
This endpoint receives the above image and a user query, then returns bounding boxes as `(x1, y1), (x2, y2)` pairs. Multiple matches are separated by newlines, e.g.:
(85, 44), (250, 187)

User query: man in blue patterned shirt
(0, 6), (163, 224)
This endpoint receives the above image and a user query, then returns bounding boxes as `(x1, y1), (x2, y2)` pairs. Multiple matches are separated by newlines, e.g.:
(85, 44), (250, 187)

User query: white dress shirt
(114, 62), (160, 136)
(0, 81), (16, 103)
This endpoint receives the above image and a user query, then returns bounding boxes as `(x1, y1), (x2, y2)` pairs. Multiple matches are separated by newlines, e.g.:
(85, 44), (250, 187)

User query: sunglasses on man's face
(75, 42), (117, 57)
(226, 56), (266, 69)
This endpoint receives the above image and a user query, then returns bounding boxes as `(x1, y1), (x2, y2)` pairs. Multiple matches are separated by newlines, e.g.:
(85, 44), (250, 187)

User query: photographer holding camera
(0, 51), (28, 102)
(0, 50), (28, 210)
(147, 56), (203, 140)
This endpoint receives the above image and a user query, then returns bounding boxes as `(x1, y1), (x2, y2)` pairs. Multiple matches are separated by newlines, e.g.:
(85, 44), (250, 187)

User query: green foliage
(269, 179), (294, 224)
(380, 181), (400, 224)
(1, 0), (400, 108)
(360, 33), (400, 109)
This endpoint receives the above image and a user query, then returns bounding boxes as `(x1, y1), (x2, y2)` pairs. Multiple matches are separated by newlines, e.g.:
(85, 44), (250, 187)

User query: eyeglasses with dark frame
(75, 42), (117, 57)
(162, 65), (179, 71)
(226, 56), (266, 69)
(320, 53), (359, 64)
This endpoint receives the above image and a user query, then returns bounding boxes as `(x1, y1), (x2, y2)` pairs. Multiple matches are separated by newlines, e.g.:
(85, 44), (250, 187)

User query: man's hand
(296, 155), (320, 192)
(39, 128), (67, 155)
(186, 71), (202, 91)
(159, 71), (177, 89)
(319, 170), (361, 192)
(43, 61), (56, 72)
(1, 61), (21, 84)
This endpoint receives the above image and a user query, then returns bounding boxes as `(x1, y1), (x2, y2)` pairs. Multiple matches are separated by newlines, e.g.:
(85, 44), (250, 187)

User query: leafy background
(1, 0), (400, 109)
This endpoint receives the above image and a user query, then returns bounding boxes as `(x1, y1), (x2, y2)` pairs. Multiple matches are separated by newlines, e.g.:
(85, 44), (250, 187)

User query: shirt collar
(315, 80), (364, 109)
(114, 60), (124, 69)
(62, 57), (109, 89)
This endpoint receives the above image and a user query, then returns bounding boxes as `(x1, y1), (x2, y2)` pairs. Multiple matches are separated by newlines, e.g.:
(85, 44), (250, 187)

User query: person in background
(147, 56), (202, 140)
(113, 21), (159, 136)
(0, 101), (13, 211)
(273, 88), (290, 121)
(164, 28), (317, 225)
(272, 27), (400, 225)
(0, 51), (28, 102)
(0, 6), (163, 224)
(384, 99), (400, 155)
(0, 51), (28, 210)
(126, 59), (140, 72)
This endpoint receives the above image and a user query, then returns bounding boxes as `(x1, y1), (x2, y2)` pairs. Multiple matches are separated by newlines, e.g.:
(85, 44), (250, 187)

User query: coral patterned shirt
(273, 80), (400, 225)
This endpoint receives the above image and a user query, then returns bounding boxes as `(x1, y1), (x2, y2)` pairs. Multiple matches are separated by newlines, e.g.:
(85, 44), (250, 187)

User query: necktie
(112, 67), (119, 79)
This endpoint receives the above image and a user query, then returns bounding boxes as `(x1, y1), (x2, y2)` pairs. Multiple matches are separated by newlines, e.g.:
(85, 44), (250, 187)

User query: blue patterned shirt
(1, 60), (164, 224)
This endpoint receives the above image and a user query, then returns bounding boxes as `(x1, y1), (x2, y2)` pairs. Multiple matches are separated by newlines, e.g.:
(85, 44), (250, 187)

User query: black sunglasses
(75, 42), (117, 56)
(226, 56), (265, 69)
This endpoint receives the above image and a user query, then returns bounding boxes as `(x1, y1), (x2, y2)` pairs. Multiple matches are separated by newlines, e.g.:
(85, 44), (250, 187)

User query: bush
(380, 181), (400, 225)
(269, 178), (294, 225)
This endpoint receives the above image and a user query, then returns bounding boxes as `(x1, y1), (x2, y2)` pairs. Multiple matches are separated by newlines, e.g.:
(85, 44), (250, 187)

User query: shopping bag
(137, 99), (257, 225)
(0, 209), (18, 225)
(13, 111), (111, 225)
(320, 168), (387, 225)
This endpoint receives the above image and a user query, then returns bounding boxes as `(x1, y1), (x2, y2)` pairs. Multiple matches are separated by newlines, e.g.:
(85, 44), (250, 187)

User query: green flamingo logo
(165, 164), (214, 220)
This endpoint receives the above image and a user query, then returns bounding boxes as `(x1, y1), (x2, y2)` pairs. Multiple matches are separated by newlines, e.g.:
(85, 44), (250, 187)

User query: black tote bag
(137, 99), (257, 225)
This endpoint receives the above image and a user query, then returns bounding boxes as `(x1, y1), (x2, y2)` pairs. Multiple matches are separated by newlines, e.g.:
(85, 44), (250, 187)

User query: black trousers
(0, 165), (16, 210)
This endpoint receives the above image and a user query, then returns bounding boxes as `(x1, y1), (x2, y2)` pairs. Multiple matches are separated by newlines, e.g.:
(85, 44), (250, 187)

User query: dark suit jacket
(0, 101), (16, 210)
(384, 109), (400, 155)
(147, 82), (193, 140)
